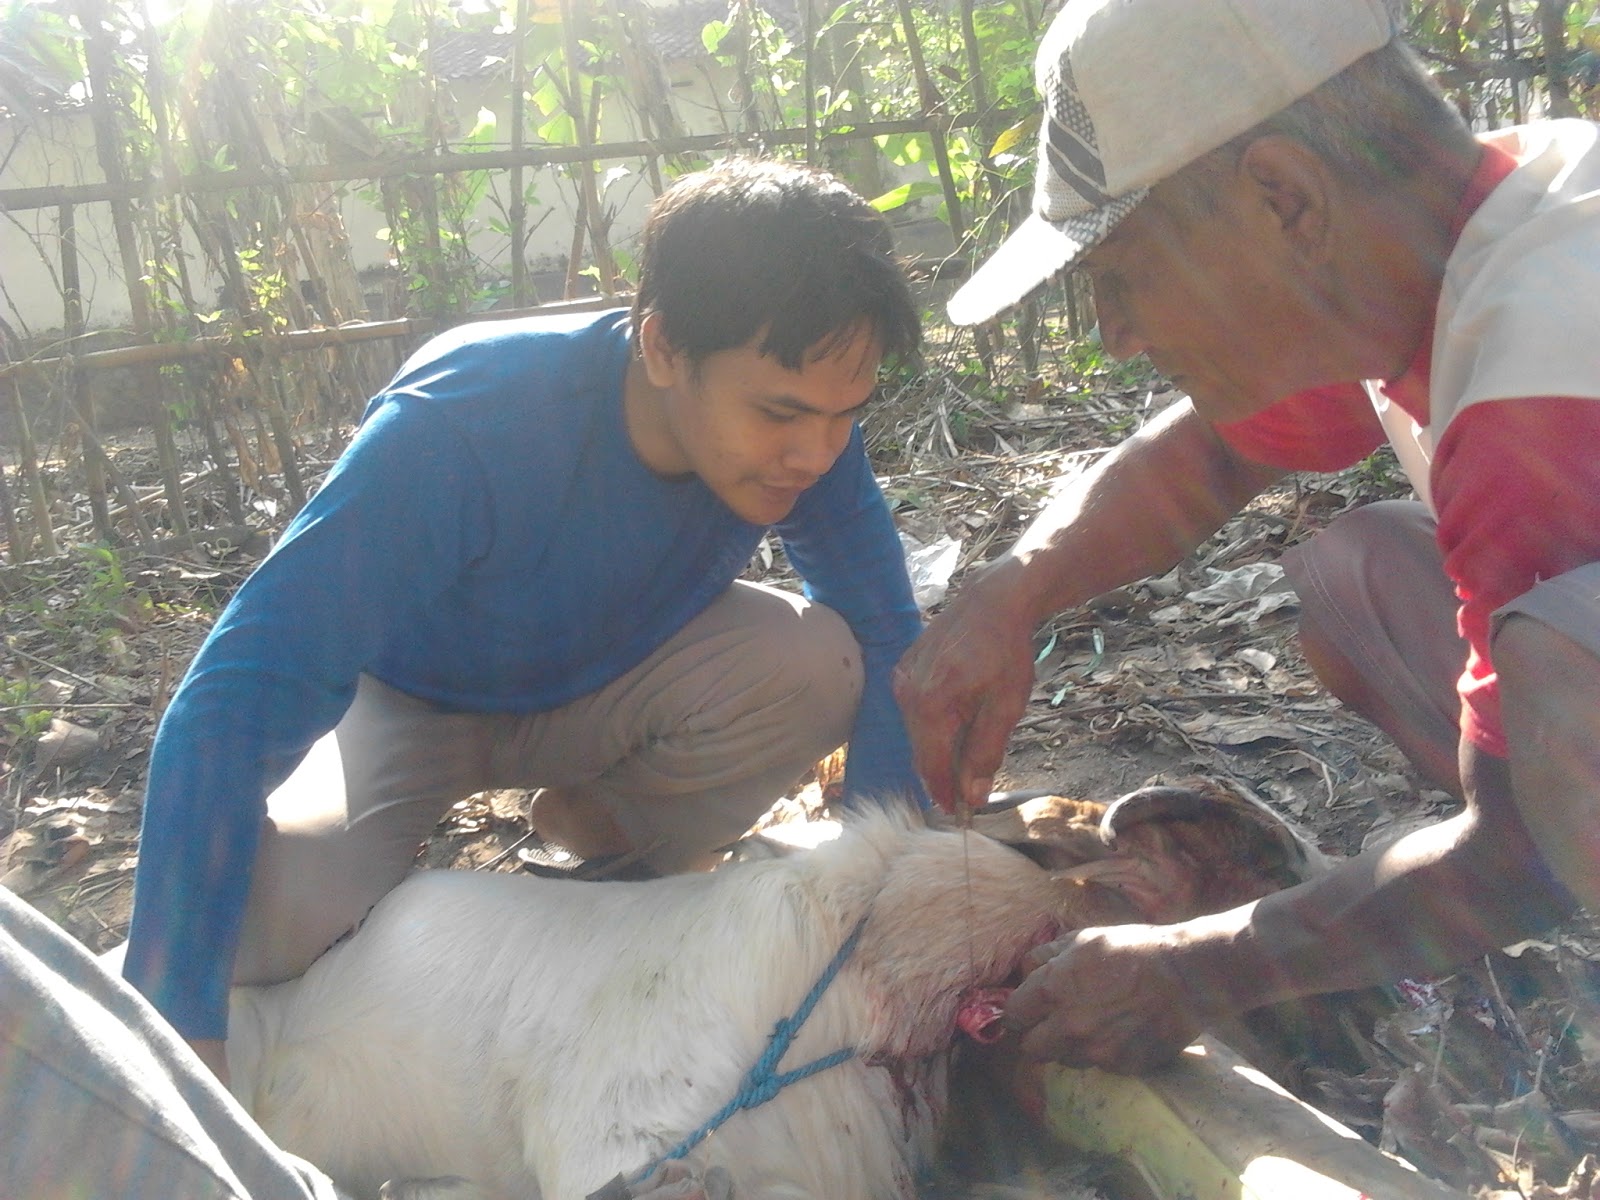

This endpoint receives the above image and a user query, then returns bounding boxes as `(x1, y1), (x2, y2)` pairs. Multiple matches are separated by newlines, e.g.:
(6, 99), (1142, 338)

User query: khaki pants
(1283, 498), (1600, 790)
(233, 581), (863, 986)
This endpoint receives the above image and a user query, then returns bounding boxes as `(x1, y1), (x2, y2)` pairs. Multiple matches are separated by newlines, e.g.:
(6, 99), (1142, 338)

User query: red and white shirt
(1216, 121), (1600, 757)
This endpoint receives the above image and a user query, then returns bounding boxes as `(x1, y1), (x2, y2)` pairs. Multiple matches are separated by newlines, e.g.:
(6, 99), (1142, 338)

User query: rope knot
(742, 1076), (784, 1107)
(629, 911), (872, 1184)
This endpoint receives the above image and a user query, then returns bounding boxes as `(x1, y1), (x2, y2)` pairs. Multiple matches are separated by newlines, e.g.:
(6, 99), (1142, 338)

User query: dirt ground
(5, 352), (1600, 1198)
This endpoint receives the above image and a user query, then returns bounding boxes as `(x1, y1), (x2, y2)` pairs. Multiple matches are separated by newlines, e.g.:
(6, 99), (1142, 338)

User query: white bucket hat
(947, 0), (1399, 326)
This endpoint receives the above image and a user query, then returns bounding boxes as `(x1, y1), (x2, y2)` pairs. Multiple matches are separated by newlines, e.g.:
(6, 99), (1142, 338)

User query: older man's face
(1080, 163), (1347, 425)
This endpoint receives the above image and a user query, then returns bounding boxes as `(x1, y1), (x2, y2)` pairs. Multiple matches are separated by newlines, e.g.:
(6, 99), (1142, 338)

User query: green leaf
(465, 106), (497, 145)
(701, 18), (730, 54)
(868, 179), (942, 213)
(817, 2), (855, 37)
(531, 76), (564, 116)
(989, 113), (1040, 159)
(536, 111), (575, 144)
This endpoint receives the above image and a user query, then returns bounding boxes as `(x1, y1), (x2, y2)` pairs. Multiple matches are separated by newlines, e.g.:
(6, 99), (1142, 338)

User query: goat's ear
(945, 793), (1114, 871)
(1101, 778), (1327, 894)
(1080, 778), (1330, 923)
(1046, 864), (1146, 928)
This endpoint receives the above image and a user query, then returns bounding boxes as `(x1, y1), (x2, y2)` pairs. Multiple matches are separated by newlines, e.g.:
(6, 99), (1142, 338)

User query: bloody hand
(1002, 924), (1238, 1075)
(893, 569), (1038, 814)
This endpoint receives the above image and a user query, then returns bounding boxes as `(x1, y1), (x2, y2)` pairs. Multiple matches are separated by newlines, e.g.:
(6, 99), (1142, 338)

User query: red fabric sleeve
(1433, 396), (1600, 756)
(1214, 383), (1386, 471)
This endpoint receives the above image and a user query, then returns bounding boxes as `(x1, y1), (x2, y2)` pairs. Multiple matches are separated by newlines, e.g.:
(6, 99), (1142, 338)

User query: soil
(4, 357), (1600, 1199)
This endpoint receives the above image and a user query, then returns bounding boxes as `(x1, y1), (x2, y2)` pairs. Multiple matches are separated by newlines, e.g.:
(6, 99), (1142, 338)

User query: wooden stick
(0, 113), (1017, 215)
(0, 297), (623, 382)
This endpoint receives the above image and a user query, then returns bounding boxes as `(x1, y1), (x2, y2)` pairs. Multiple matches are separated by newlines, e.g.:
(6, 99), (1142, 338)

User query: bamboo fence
(0, 0), (1033, 562)
(0, 0), (1588, 564)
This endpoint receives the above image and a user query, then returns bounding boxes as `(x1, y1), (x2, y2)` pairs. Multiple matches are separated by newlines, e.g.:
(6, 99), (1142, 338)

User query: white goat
(225, 809), (1063, 1200)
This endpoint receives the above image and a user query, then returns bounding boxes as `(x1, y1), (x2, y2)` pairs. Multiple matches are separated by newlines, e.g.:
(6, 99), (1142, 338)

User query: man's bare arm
(1006, 738), (1578, 1073)
(895, 399), (1285, 811)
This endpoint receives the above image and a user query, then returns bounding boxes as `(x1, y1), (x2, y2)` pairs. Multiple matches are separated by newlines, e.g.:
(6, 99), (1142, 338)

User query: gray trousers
(234, 580), (864, 987)
(1282, 498), (1600, 787)
(0, 885), (345, 1200)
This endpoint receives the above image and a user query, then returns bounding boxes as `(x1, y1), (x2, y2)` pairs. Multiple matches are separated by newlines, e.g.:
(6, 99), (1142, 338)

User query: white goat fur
(225, 810), (1061, 1200)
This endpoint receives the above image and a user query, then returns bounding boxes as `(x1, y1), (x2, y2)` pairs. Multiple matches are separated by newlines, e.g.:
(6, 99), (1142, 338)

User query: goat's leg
(585, 1162), (734, 1200)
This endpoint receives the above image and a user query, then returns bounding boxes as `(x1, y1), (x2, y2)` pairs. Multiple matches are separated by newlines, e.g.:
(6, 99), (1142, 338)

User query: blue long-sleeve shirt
(122, 309), (925, 1040)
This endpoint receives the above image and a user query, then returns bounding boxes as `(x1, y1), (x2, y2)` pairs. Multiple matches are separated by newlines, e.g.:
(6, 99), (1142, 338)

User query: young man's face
(631, 317), (883, 526)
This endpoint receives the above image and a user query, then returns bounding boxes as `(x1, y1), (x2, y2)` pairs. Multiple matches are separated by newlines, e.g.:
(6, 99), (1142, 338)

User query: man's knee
(715, 587), (863, 732)
(768, 600), (864, 718)
(1493, 561), (1600, 667)
(1281, 499), (1435, 593)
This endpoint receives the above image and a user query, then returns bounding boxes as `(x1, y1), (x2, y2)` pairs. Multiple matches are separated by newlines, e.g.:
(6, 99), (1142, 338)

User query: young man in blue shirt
(121, 158), (925, 1079)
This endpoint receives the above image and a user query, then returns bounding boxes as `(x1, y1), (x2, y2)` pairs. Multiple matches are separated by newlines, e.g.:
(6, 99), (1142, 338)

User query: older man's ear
(1235, 134), (1337, 263)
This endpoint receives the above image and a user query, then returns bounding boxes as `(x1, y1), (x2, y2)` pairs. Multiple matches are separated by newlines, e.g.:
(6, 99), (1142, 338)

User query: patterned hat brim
(947, 189), (1148, 327)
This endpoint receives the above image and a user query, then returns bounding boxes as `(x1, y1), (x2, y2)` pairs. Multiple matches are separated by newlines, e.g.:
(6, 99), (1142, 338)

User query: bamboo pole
(1500, 0), (1525, 125)
(956, 0), (1004, 201)
(889, 0), (968, 245)
(2, 378), (54, 559)
(731, 1), (761, 135)
(1539, 0), (1577, 117)
(148, 62), (246, 531)
(0, 298), (621, 384)
(1039, 1039), (1465, 1200)
(584, 76), (619, 291)
(419, 0), (452, 316)
(61, 395), (162, 546)
(229, 57), (364, 414)
(77, 0), (160, 549)
(189, 372), (246, 525)
(824, 16), (885, 201)
(0, 453), (23, 564)
(0, 114), (1017, 215)
(802, 0), (817, 165)
(887, 0), (995, 374)
(957, 0), (990, 119)
(169, 5), (308, 512)
(510, 0), (530, 308)
(558, 0), (620, 294)
(58, 202), (112, 541)
(607, 0), (676, 192)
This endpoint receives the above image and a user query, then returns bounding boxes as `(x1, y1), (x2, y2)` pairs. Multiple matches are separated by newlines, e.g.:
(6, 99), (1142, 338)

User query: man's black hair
(630, 157), (921, 371)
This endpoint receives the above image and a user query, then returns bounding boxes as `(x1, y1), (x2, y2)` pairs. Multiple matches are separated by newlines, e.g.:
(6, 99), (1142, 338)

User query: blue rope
(629, 912), (870, 1182)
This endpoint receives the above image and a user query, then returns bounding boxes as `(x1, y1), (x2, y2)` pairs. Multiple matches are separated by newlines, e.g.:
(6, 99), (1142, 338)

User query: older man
(895, 0), (1600, 1072)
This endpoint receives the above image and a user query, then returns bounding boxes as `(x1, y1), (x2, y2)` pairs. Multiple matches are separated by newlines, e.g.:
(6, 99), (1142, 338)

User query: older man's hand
(1003, 923), (1241, 1075)
(893, 561), (1039, 813)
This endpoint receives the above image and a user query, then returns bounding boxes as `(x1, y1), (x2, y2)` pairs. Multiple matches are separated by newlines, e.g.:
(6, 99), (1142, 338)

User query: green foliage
(1348, 445), (1409, 497)
(1061, 333), (1157, 393)
(80, 544), (129, 612)
(0, 676), (52, 751)
(10, 0), (1600, 339)
(0, 0), (82, 115)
